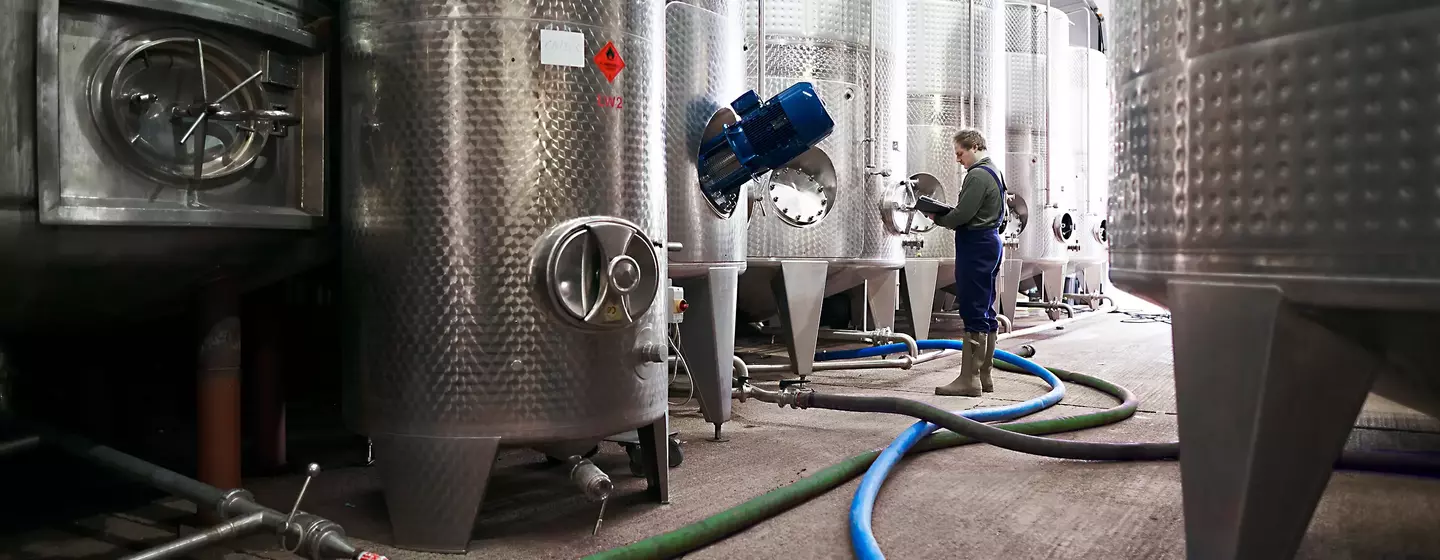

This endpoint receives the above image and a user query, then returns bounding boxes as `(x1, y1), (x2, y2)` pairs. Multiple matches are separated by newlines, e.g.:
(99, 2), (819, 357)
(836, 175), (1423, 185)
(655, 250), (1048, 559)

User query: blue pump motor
(696, 82), (836, 215)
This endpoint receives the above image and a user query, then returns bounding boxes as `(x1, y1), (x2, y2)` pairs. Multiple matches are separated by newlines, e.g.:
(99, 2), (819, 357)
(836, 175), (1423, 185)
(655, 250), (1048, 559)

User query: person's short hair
(953, 129), (987, 152)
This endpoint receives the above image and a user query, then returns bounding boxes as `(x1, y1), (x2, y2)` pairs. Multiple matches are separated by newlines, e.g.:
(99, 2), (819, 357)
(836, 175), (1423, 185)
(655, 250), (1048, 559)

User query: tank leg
(1169, 281), (1380, 560)
(1040, 264), (1066, 320)
(636, 415), (670, 504)
(372, 434), (500, 553)
(864, 270), (900, 332)
(899, 260), (940, 341)
(770, 260), (828, 378)
(677, 266), (740, 441)
(997, 259), (1021, 322)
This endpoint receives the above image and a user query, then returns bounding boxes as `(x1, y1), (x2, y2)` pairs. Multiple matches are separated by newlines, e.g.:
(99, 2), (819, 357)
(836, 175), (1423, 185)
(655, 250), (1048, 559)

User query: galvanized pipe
(756, 0), (766, 98)
(1044, 0), (1052, 206)
(759, 327), (920, 358)
(1017, 300), (1076, 318)
(122, 511), (268, 560)
(0, 434), (41, 457)
(28, 426), (383, 560)
(867, 0), (878, 167)
(745, 353), (917, 374)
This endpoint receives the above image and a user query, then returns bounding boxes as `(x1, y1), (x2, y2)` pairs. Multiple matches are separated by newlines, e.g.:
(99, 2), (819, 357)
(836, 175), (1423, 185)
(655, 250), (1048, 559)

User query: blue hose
(814, 340), (1065, 560)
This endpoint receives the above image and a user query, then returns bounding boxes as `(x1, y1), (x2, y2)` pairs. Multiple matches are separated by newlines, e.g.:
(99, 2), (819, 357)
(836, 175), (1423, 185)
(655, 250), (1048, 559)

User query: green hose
(583, 363), (1126, 560)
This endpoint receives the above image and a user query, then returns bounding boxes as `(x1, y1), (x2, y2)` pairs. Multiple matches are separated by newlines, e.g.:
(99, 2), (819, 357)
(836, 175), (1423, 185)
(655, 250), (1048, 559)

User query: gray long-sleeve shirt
(934, 156), (1004, 231)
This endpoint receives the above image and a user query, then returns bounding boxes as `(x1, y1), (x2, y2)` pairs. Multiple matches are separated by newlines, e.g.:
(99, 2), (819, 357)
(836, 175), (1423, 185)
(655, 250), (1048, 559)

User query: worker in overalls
(923, 129), (1006, 397)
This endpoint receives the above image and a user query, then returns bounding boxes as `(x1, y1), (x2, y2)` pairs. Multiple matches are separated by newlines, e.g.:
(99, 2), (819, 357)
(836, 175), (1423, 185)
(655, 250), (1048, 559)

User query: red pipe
(197, 282), (242, 496)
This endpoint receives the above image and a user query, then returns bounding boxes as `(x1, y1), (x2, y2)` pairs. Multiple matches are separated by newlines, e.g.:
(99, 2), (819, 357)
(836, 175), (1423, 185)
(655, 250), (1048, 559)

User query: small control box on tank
(696, 82), (836, 214)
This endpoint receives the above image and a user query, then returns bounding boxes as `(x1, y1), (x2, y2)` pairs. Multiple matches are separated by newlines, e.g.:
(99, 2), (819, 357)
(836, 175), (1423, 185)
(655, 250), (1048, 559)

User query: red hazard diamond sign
(593, 41), (625, 83)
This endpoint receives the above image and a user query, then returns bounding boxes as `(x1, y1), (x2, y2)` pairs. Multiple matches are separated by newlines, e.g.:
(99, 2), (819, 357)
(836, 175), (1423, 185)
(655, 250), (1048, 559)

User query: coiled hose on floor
(812, 340), (1440, 560)
(584, 352), (1440, 560)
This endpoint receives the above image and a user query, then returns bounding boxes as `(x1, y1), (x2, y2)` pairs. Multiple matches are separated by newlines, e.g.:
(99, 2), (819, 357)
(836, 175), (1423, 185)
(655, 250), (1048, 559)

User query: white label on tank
(540, 29), (585, 67)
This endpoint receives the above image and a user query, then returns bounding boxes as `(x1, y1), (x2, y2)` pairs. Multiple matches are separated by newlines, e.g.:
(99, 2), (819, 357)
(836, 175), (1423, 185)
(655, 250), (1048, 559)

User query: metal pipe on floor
(745, 354), (916, 374)
(997, 303), (1115, 341)
(760, 328), (921, 357)
(1064, 293), (1115, 308)
(28, 425), (385, 560)
(1017, 300), (1076, 318)
(122, 511), (269, 560)
(0, 434), (40, 457)
(931, 312), (1014, 333)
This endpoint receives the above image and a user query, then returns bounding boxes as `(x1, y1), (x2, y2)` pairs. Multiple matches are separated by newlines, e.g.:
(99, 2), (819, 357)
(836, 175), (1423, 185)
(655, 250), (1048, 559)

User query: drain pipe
(1064, 293), (1114, 308)
(0, 434), (40, 457)
(744, 353), (919, 374)
(23, 424), (386, 560)
(931, 313), (1015, 334)
(1017, 300), (1076, 318)
(125, 511), (270, 560)
(759, 328), (920, 358)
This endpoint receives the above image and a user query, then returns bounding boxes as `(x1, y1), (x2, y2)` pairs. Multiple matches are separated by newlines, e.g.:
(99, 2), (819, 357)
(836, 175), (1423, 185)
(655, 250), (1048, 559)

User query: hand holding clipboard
(913, 195), (953, 217)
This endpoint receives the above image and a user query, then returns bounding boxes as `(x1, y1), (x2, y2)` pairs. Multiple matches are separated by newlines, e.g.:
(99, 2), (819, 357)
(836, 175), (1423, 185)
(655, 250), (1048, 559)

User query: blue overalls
(954, 164), (1005, 334)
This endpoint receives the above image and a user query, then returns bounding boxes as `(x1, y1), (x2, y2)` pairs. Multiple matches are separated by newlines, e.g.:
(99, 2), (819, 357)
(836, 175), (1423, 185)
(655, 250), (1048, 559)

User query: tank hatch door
(537, 218), (662, 330)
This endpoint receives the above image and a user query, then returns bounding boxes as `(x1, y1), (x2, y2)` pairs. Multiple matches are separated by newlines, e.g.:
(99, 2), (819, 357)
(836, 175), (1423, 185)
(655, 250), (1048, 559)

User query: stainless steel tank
(737, 0), (910, 377)
(1003, 1), (1075, 306)
(1112, 2), (1440, 558)
(1066, 44), (1108, 295)
(340, 0), (671, 552)
(900, 0), (1006, 339)
(0, 0), (331, 331)
(664, 0), (748, 439)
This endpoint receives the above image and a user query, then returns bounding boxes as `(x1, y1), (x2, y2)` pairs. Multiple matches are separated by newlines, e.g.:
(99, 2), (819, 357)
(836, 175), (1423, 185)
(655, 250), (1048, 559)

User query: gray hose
(785, 387), (1178, 462)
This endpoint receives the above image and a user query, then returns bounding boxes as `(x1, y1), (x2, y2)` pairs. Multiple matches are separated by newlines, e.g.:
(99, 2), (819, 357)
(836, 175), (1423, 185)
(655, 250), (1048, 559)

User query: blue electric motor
(696, 82), (836, 215)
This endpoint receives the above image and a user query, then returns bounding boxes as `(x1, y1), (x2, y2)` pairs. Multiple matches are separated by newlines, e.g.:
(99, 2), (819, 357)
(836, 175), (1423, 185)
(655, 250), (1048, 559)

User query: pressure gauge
(533, 217), (662, 331)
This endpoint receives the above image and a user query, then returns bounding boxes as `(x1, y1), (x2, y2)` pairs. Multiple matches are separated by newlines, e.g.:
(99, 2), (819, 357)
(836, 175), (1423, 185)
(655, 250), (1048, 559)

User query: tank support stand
(676, 266), (741, 441)
(1169, 281), (1380, 560)
(899, 260), (940, 341)
(771, 260), (828, 378)
(636, 415), (672, 504)
(372, 434), (500, 553)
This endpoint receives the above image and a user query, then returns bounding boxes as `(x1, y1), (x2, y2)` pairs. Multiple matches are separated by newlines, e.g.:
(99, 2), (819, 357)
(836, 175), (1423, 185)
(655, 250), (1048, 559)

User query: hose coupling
(569, 458), (614, 502)
(766, 386), (811, 409)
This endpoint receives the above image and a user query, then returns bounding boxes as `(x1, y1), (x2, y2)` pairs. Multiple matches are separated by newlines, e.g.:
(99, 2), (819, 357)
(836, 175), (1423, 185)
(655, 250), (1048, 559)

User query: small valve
(280, 463), (321, 551)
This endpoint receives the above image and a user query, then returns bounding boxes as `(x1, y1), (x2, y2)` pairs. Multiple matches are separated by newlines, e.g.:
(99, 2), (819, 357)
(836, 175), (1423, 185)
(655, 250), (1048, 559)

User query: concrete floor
(5, 301), (1440, 559)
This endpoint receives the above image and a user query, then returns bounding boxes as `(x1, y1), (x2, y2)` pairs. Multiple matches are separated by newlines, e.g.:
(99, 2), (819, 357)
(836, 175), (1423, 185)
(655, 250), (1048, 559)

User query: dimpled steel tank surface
(1111, 2), (1440, 559)
(340, 0), (669, 553)
(737, 0), (909, 378)
(900, 0), (1006, 340)
(1004, 1), (1075, 307)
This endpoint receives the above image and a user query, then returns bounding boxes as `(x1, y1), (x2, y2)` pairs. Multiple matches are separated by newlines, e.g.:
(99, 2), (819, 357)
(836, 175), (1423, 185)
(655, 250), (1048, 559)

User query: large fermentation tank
(1066, 44), (1108, 295)
(1112, 2), (1440, 558)
(0, 0), (331, 331)
(665, 0), (747, 439)
(341, 0), (670, 552)
(1003, 1), (1075, 306)
(900, 0), (1006, 339)
(738, 0), (909, 376)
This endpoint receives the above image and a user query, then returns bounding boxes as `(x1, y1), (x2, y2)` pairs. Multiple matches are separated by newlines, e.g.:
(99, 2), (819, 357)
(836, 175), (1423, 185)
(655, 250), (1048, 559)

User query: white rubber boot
(979, 331), (996, 393)
(936, 331), (983, 397)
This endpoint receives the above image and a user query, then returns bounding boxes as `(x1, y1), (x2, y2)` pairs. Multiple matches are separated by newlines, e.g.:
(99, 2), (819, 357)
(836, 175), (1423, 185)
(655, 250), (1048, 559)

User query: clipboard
(914, 195), (953, 215)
